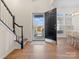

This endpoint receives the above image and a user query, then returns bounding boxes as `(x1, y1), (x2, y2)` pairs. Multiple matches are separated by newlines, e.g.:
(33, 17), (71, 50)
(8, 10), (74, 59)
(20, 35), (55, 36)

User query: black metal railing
(14, 23), (23, 49)
(1, 0), (24, 49)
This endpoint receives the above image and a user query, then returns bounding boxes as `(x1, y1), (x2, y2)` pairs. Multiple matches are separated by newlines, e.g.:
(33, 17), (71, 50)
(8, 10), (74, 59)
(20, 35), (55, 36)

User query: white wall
(0, 0), (1, 18)
(0, 21), (16, 59)
(53, 0), (79, 8)
(1, 0), (13, 31)
(2, 0), (50, 41)
(52, 0), (79, 35)
(72, 13), (79, 32)
(57, 8), (79, 37)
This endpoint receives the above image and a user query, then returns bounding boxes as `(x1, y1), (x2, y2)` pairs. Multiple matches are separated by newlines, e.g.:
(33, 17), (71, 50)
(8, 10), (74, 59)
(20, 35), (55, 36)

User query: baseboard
(2, 47), (15, 59)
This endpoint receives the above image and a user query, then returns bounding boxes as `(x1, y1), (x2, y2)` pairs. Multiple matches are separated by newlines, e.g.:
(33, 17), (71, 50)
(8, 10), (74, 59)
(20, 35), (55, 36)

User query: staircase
(0, 0), (24, 58)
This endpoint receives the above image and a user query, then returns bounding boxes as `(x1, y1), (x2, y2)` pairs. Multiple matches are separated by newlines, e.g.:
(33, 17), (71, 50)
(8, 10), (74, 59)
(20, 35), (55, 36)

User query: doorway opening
(32, 13), (45, 41)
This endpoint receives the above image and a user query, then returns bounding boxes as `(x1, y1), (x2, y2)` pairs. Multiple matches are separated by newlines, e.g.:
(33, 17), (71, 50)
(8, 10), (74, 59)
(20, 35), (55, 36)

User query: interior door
(45, 8), (57, 42)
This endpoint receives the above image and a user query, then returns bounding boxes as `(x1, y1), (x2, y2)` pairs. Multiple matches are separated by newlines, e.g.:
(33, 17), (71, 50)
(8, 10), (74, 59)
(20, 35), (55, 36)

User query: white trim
(32, 13), (45, 41)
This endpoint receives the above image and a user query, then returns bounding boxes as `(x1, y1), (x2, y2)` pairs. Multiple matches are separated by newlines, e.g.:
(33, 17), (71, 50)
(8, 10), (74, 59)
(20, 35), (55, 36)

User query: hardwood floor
(5, 39), (79, 59)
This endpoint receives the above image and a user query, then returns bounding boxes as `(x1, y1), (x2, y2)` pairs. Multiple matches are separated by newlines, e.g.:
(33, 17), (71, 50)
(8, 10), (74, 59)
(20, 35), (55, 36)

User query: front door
(45, 8), (57, 42)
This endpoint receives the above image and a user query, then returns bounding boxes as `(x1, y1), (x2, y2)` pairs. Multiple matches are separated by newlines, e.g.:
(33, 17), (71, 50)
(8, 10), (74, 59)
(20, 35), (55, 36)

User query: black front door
(45, 8), (57, 42)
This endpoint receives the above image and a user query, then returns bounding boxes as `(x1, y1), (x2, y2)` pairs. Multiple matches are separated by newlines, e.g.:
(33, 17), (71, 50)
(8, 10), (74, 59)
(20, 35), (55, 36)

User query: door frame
(32, 13), (45, 41)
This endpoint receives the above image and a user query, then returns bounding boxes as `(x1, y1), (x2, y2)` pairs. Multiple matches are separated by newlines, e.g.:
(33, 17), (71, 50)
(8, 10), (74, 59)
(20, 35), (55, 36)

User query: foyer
(0, 0), (79, 59)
